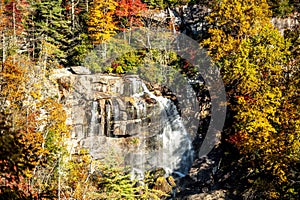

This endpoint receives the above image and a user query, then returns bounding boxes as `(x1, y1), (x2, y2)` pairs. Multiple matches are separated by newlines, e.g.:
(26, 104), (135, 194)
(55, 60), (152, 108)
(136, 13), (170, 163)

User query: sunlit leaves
(116, 0), (147, 31)
(0, 57), (70, 198)
(203, 0), (271, 61)
(60, 149), (168, 199)
(203, 0), (299, 197)
(87, 0), (118, 44)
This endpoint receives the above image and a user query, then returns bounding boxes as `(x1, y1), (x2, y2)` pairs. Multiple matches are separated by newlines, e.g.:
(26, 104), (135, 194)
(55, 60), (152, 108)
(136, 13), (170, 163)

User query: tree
(267, 0), (295, 17)
(116, 0), (147, 31)
(0, 56), (70, 198)
(60, 149), (169, 199)
(115, 0), (147, 44)
(142, 0), (191, 9)
(27, 0), (72, 68)
(0, 0), (9, 66)
(87, 0), (118, 62)
(203, 0), (299, 198)
(0, 57), (44, 198)
(87, 0), (118, 45)
(203, 0), (271, 62)
(0, 0), (29, 65)
(62, 0), (92, 66)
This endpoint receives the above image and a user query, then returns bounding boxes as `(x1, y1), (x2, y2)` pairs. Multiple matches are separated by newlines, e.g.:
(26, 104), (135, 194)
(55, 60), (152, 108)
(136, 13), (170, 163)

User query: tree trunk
(12, 1), (16, 63)
(86, 0), (89, 12)
(71, 0), (75, 31)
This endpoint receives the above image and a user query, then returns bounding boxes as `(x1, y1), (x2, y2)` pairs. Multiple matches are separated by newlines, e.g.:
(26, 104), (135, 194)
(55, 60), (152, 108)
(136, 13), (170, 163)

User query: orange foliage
(0, 57), (69, 198)
(116, 0), (147, 30)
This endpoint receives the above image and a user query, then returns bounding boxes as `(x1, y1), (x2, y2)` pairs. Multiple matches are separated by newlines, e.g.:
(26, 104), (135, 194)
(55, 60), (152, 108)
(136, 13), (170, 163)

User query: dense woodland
(0, 0), (299, 199)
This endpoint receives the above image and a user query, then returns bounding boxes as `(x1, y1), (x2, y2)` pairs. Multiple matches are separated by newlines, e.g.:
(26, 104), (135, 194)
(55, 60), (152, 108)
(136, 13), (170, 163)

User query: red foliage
(227, 131), (248, 145)
(116, 0), (147, 30)
(4, 0), (29, 32)
(0, 173), (39, 199)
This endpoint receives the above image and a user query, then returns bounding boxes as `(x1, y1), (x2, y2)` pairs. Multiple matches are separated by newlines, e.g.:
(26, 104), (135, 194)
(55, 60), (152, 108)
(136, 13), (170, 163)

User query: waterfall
(127, 78), (194, 179)
(81, 76), (194, 180)
(88, 101), (99, 137)
(104, 100), (113, 137)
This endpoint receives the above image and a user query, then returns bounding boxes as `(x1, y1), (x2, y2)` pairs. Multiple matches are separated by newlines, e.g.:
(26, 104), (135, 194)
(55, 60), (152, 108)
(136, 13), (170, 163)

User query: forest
(0, 0), (299, 199)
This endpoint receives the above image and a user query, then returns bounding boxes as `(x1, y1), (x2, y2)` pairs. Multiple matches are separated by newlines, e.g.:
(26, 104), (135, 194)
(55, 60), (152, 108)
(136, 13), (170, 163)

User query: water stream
(127, 78), (194, 179)
(85, 76), (194, 179)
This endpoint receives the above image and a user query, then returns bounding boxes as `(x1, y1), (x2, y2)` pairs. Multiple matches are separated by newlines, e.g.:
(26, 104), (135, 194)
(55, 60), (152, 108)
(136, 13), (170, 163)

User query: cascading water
(104, 100), (113, 137)
(80, 75), (194, 180)
(126, 77), (194, 179)
(88, 101), (99, 137)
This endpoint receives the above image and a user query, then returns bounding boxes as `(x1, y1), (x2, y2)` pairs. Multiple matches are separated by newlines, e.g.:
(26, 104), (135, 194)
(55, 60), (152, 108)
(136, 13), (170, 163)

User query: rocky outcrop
(271, 13), (299, 34)
(51, 67), (194, 179)
(52, 68), (160, 157)
(141, 5), (210, 41)
(184, 190), (227, 200)
(173, 4), (210, 40)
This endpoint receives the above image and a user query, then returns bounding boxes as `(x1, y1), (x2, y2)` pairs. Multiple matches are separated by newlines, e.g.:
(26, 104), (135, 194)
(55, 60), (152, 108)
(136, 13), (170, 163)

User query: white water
(128, 78), (194, 179)
(86, 77), (194, 179)
(88, 101), (99, 137)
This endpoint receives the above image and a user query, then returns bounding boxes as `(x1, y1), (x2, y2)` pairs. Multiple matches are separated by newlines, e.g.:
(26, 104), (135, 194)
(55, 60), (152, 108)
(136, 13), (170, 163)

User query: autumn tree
(0, 0), (8, 65)
(116, 0), (147, 31)
(87, 0), (118, 45)
(0, 58), (41, 198)
(0, 0), (29, 65)
(0, 56), (70, 198)
(86, 0), (119, 65)
(59, 148), (170, 199)
(203, 0), (299, 198)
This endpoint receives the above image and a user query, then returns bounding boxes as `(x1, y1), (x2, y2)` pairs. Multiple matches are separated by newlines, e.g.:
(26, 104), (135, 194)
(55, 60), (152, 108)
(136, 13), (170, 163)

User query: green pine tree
(26, 0), (72, 68)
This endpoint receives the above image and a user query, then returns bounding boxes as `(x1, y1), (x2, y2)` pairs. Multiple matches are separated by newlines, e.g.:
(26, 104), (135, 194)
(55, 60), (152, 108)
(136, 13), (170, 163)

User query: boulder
(69, 66), (92, 75)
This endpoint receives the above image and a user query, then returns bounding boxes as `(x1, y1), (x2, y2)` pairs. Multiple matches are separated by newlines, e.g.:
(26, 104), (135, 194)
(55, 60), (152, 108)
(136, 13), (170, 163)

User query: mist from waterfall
(83, 76), (194, 180)
(127, 77), (194, 179)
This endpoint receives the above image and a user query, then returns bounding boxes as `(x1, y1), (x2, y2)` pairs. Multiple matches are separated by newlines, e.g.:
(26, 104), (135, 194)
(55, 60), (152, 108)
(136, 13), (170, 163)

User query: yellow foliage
(88, 0), (118, 44)
(203, 0), (271, 62)
(203, 0), (300, 194)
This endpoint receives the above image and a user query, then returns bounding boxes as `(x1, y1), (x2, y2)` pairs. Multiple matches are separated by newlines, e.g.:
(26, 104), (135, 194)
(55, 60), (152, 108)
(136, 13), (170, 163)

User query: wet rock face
(53, 68), (160, 146)
(52, 67), (194, 178)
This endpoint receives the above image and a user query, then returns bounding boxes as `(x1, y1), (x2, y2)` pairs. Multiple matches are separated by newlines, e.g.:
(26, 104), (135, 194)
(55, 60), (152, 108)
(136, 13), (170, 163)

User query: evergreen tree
(267, 0), (295, 17)
(62, 0), (92, 66)
(27, 0), (72, 68)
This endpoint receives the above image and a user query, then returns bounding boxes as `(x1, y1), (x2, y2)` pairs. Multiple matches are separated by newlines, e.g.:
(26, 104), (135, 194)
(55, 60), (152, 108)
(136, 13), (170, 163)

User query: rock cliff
(51, 66), (194, 179)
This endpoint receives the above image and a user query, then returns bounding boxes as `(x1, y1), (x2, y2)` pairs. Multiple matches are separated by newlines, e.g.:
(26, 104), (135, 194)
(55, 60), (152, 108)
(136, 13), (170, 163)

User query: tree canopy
(0, 0), (299, 199)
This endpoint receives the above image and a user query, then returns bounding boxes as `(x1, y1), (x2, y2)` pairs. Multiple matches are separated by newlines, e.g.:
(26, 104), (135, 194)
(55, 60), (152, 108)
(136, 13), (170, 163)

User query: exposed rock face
(185, 190), (227, 200)
(51, 67), (194, 179)
(144, 5), (210, 40)
(271, 13), (299, 34)
(173, 4), (210, 39)
(69, 66), (92, 75)
(52, 68), (157, 153)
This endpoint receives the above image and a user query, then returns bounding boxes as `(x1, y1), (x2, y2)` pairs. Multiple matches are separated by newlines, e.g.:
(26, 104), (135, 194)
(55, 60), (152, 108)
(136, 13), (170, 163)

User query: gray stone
(51, 69), (195, 185)
(70, 66), (92, 75)
(186, 190), (227, 200)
